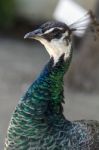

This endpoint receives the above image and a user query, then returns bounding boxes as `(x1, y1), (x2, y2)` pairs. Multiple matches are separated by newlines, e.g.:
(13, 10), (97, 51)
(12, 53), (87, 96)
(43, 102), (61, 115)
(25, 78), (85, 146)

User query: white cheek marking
(44, 27), (63, 34)
(40, 34), (71, 64)
(61, 31), (69, 40)
(44, 28), (54, 34)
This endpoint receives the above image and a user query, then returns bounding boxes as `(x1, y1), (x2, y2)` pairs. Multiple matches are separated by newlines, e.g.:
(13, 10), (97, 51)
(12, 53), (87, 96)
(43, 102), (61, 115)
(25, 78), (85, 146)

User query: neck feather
(22, 47), (73, 114)
(7, 50), (73, 142)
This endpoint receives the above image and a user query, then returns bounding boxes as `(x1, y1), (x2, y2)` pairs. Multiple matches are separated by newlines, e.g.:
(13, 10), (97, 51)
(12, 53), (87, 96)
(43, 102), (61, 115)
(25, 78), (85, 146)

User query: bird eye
(52, 29), (62, 39)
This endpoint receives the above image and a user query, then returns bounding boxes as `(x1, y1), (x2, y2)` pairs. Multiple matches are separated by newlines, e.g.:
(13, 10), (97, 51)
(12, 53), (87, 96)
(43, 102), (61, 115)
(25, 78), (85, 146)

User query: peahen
(5, 20), (99, 149)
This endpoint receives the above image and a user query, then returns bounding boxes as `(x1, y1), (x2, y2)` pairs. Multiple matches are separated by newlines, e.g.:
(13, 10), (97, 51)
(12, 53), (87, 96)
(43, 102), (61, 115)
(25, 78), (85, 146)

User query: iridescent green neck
(6, 48), (73, 149)
(22, 47), (73, 115)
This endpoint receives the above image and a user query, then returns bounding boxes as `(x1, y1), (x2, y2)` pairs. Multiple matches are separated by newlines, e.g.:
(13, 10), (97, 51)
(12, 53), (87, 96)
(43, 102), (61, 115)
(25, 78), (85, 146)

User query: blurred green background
(0, 0), (99, 149)
(0, 0), (14, 29)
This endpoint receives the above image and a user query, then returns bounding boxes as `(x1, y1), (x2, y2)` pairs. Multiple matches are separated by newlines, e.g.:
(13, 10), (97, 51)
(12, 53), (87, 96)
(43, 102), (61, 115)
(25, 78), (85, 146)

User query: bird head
(24, 21), (74, 63)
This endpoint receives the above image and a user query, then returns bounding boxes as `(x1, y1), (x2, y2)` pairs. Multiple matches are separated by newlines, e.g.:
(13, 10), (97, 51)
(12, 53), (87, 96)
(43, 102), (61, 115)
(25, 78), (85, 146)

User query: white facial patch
(44, 27), (63, 34)
(39, 31), (71, 64)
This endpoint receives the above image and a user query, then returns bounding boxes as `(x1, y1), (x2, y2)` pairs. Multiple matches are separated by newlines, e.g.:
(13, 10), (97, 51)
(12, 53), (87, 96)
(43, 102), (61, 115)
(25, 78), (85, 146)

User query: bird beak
(24, 28), (43, 39)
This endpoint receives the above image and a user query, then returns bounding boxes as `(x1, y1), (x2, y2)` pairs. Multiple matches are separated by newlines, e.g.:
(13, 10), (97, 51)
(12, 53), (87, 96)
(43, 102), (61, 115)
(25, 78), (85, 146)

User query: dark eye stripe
(43, 28), (63, 41)
(52, 29), (62, 38)
(43, 33), (53, 41)
(52, 28), (65, 33)
(53, 28), (61, 32)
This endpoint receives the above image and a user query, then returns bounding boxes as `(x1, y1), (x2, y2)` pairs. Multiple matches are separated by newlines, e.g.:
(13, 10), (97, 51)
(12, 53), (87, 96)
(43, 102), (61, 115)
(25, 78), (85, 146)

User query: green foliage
(0, 0), (15, 29)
